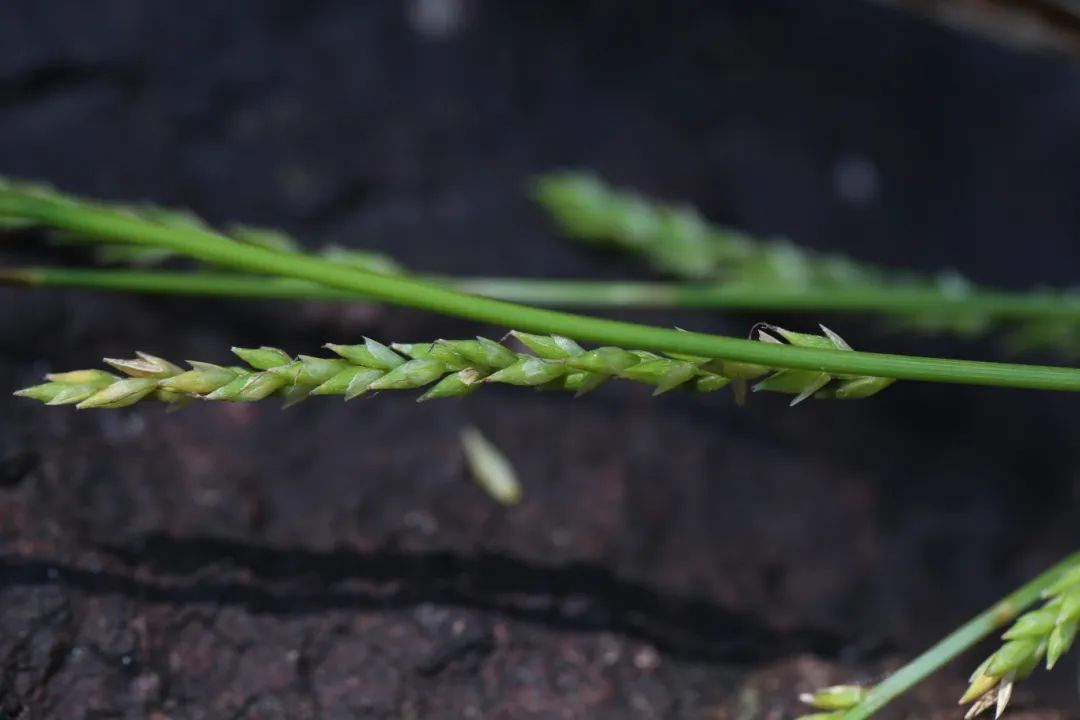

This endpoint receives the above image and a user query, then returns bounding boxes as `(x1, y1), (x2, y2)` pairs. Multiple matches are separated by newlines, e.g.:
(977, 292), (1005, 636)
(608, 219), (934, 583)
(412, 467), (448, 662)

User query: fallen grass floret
(14, 327), (894, 410)
(796, 684), (873, 720)
(460, 426), (522, 505)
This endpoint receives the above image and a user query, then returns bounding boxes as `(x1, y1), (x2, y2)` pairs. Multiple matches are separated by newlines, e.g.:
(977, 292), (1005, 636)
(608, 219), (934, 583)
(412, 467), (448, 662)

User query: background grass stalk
(8, 267), (1080, 322)
(534, 173), (1080, 355)
(6, 194), (1080, 391)
(840, 550), (1080, 720)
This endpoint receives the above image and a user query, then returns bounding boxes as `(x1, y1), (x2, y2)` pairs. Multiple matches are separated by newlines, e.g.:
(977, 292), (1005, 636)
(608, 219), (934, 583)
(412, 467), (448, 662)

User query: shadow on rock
(0, 532), (847, 664)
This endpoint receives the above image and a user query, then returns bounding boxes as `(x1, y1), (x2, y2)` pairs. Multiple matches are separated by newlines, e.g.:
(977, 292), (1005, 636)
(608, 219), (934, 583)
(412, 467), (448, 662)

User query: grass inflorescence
(790, 550), (1080, 720)
(14, 326), (895, 411)
(960, 563), (1080, 718)
(535, 172), (876, 286)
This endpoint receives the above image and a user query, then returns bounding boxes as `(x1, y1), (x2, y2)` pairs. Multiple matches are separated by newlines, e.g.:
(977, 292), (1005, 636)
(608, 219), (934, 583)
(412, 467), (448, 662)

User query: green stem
(7, 266), (1079, 320)
(457, 280), (1080, 318)
(6, 194), (1080, 392)
(841, 550), (1080, 720)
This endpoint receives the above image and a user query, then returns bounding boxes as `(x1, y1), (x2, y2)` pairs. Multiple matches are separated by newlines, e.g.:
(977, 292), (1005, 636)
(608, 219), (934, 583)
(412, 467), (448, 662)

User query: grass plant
(3, 175), (1079, 717)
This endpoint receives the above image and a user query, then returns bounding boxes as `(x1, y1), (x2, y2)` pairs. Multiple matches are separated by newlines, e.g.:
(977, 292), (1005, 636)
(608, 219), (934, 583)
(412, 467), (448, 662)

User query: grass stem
(7, 266), (1080, 322)
(5, 191), (1080, 392)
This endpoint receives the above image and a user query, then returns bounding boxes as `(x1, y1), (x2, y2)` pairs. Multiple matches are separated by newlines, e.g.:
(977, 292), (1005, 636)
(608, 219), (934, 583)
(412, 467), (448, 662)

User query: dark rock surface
(1, 1), (1077, 717)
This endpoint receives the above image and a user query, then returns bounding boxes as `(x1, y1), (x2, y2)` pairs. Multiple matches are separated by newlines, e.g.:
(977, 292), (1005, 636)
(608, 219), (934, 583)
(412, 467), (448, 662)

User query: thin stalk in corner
(5, 189), (1080, 392)
(839, 550), (1080, 720)
(6, 267), (1080, 322)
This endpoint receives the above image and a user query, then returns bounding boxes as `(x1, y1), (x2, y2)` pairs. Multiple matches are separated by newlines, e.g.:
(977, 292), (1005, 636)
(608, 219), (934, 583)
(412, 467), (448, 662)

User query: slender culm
(6, 176), (1080, 392)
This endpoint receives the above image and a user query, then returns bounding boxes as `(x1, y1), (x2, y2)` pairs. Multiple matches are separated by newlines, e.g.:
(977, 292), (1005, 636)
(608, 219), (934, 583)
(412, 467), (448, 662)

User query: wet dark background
(1, 1), (1078, 718)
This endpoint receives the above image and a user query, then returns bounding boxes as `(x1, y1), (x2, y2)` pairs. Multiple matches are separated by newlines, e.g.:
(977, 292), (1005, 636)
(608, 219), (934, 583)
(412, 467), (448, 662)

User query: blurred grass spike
(959, 564), (1080, 717)
(533, 172), (1080, 355)
(533, 171), (874, 284)
(834, 550), (1080, 720)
